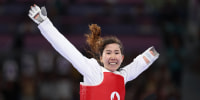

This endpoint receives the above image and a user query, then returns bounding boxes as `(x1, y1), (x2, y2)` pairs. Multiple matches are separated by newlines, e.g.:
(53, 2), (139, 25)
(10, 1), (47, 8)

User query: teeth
(109, 63), (117, 65)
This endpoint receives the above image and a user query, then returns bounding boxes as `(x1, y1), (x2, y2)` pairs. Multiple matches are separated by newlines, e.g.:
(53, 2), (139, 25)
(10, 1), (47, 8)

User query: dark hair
(85, 24), (124, 61)
(99, 36), (124, 56)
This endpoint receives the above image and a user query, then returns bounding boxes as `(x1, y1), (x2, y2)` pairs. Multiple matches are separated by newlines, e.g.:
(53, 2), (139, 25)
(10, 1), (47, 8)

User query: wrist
(142, 46), (159, 64)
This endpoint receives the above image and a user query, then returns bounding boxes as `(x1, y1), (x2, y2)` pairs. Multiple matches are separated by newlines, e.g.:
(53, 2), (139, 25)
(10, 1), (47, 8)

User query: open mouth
(109, 62), (117, 65)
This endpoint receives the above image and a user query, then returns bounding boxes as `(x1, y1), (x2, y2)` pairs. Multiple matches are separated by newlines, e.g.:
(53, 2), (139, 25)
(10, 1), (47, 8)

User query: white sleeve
(37, 18), (99, 77)
(120, 47), (159, 83)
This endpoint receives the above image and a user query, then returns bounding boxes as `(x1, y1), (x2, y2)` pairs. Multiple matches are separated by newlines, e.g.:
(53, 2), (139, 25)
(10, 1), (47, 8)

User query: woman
(28, 4), (159, 100)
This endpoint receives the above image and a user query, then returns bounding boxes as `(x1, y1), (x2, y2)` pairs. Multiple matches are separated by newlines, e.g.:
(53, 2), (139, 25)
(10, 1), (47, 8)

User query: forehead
(104, 43), (120, 50)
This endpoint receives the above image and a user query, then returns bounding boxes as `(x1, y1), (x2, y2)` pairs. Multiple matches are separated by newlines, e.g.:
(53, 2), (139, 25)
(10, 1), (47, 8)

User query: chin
(109, 68), (118, 72)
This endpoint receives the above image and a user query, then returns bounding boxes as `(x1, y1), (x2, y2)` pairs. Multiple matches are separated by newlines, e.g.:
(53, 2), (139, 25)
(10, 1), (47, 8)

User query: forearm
(122, 55), (149, 82)
(122, 47), (159, 83)
(38, 18), (88, 75)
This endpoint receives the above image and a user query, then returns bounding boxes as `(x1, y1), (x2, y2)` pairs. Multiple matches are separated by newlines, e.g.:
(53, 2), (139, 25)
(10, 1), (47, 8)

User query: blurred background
(0, 0), (200, 100)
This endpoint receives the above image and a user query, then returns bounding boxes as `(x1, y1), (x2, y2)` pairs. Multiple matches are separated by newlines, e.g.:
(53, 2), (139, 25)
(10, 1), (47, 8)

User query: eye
(115, 52), (119, 54)
(106, 52), (111, 54)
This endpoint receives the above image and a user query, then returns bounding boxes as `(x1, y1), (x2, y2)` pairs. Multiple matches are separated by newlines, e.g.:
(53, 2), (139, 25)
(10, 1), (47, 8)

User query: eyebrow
(105, 50), (120, 52)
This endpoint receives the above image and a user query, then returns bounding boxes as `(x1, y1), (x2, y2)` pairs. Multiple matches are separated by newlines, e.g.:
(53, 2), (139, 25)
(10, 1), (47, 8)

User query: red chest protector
(80, 72), (125, 100)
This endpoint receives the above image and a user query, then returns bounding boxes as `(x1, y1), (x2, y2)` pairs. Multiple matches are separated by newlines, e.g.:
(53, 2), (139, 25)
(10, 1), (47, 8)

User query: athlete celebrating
(28, 4), (159, 100)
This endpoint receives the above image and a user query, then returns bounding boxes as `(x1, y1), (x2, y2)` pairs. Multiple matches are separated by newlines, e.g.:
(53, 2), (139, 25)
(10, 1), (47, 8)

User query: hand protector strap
(28, 4), (47, 24)
(142, 46), (159, 64)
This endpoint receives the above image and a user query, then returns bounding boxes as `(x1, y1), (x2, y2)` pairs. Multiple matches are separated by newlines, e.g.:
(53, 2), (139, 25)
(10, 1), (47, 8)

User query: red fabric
(80, 72), (125, 100)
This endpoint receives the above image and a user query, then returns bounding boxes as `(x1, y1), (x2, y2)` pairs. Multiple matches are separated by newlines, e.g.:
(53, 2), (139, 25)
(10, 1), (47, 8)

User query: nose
(110, 57), (115, 60)
(110, 54), (116, 60)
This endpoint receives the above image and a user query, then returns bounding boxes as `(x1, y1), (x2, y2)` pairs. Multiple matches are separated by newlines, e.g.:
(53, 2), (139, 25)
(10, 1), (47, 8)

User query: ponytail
(85, 24), (103, 59)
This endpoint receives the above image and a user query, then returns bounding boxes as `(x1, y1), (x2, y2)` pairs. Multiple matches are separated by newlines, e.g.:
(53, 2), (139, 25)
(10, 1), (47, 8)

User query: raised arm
(28, 4), (98, 76)
(121, 46), (159, 83)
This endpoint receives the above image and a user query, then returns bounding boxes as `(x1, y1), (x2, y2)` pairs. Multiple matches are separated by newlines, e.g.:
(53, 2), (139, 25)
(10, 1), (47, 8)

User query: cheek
(102, 56), (109, 62)
(118, 55), (124, 62)
(101, 55), (107, 63)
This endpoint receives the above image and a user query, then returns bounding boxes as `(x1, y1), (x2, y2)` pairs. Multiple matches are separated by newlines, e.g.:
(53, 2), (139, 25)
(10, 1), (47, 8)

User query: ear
(121, 55), (124, 61)
(100, 56), (103, 63)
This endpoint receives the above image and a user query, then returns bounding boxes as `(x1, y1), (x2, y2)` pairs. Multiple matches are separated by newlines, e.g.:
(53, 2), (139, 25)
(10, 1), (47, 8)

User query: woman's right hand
(28, 4), (47, 24)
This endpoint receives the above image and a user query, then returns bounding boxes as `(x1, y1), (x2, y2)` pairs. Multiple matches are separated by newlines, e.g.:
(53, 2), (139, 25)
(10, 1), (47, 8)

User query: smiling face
(100, 43), (124, 72)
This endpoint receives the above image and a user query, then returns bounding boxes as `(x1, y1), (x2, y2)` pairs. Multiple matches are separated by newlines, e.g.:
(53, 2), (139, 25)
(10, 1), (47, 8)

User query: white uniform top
(38, 18), (156, 86)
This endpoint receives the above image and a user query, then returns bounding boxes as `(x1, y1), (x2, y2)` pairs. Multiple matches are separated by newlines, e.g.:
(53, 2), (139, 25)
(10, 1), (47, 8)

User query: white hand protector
(28, 4), (47, 24)
(142, 46), (159, 63)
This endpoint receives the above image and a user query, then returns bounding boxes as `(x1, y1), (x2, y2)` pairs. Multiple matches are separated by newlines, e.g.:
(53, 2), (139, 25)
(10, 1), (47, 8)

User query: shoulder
(87, 58), (100, 66)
